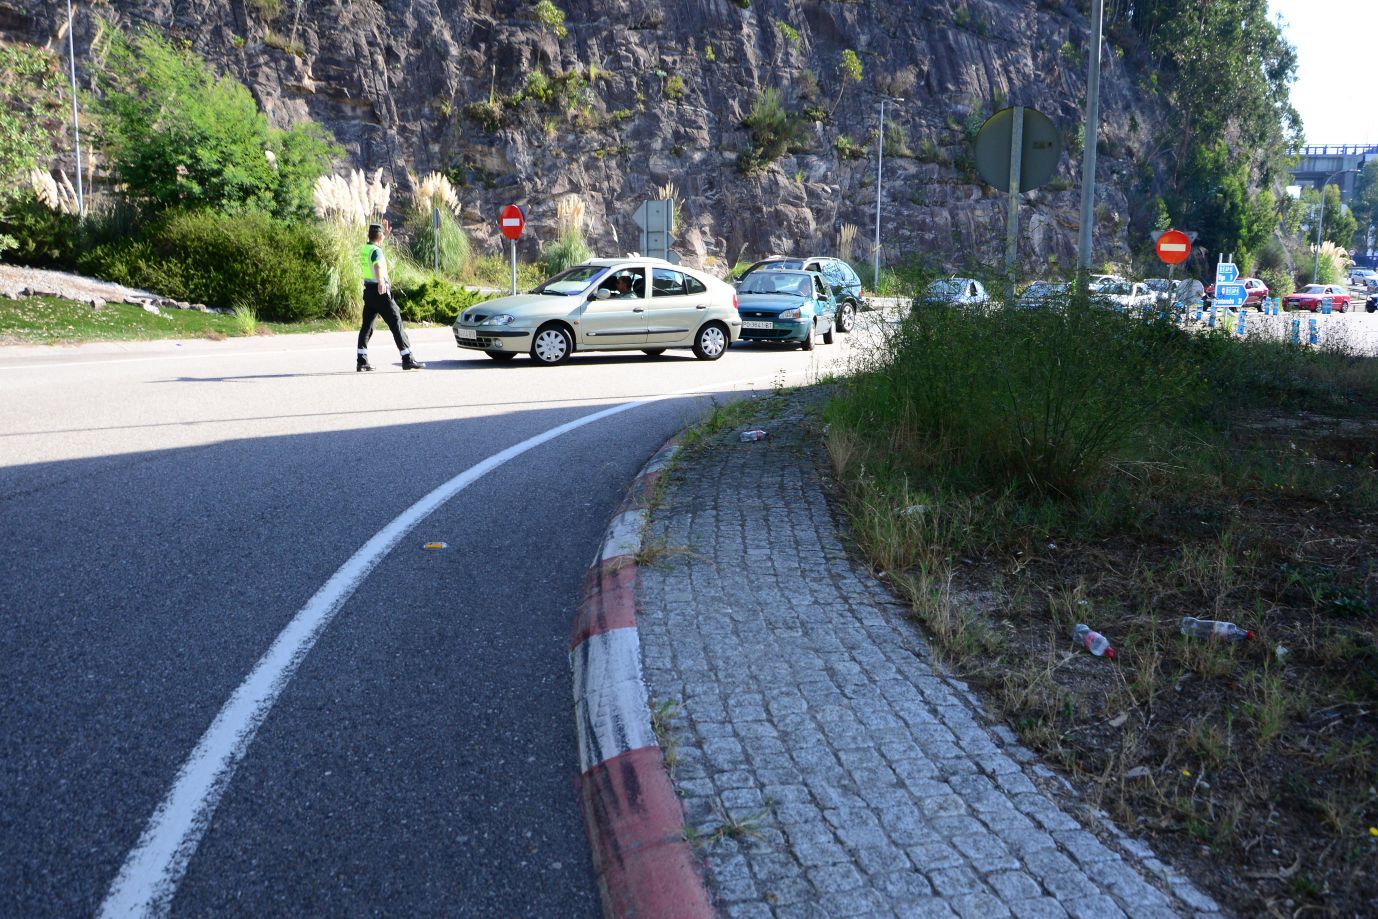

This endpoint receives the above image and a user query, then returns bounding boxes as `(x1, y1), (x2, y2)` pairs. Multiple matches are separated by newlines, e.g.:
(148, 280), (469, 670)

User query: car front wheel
(692, 322), (728, 361)
(800, 319), (816, 351)
(531, 325), (573, 365)
(835, 301), (857, 333)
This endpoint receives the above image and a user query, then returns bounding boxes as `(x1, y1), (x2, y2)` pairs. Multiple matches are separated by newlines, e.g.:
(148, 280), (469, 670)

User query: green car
(735, 269), (838, 351)
(453, 257), (742, 365)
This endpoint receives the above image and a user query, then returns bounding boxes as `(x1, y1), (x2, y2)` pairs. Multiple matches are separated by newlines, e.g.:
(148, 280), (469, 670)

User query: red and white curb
(570, 441), (713, 919)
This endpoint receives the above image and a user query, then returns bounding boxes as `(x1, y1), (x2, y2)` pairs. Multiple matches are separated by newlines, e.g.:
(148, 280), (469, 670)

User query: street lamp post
(873, 96), (903, 292)
(1312, 168), (1358, 284)
(1075, 0), (1104, 286)
(65, 0), (85, 217)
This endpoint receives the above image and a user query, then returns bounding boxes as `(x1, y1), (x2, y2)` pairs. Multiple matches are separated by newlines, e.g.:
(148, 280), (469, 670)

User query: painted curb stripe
(578, 747), (713, 919)
(600, 510), (647, 565)
(572, 627), (657, 775)
(571, 563), (638, 648)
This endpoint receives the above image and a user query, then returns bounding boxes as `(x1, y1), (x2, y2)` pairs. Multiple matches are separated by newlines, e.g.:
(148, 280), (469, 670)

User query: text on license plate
(741, 320), (775, 330)
(457, 328), (478, 340)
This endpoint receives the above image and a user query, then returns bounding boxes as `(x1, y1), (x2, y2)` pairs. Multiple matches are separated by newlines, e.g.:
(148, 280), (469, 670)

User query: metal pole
(1004, 106), (1024, 302)
(510, 238), (517, 295)
(873, 98), (885, 292)
(1313, 184), (1329, 284)
(65, 0), (85, 217)
(1076, 0), (1104, 283)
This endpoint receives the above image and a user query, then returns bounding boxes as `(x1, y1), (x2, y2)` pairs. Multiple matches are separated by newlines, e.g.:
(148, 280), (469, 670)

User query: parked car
(1014, 281), (1069, 309)
(735, 256), (862, 333)
(1204, 277), (1269, 309)
(1367, 291), (1378, 313)
(1346, 267), (1377, 287)
(1283, 284), (1351, 312)
(1096, 279), (1154, 311)
(735, 269), (837, 351)
(453, 257), (741, 365)
(1090, 274), (1125, 290)
(1143, 278), (1173, 294)
(913, 277), (990, 311)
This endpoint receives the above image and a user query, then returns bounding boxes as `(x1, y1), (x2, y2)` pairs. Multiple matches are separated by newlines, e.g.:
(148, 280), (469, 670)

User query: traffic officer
(357, 222), (424, 371)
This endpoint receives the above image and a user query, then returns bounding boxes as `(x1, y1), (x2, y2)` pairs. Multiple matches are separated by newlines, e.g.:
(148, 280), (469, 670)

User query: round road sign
(973, 107), (1062, 193)
(1155, 229), (1190, 265)
(499, 204), (525, 240)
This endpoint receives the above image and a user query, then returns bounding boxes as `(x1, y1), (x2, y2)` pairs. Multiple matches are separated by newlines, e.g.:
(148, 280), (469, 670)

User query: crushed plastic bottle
(739, 430), (768, 442)
(1072, 624), (1116, 659)
(1179, 617), (1254, 642)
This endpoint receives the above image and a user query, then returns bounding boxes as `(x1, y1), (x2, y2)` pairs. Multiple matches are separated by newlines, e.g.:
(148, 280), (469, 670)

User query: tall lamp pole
(873, 96), (903, 291)
(65, 0), (85, 217)
(1312, 168), (1358, 284)
(1075, 0), (1104, 286)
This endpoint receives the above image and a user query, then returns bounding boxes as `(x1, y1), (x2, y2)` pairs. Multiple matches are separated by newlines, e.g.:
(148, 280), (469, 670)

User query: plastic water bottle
(1072, 624), (1116, 659)
(739, 430), (768, 442)
(1179, 617), (1254, 642)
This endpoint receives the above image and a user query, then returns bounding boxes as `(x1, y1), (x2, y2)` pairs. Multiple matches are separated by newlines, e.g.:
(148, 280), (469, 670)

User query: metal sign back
(974, 107), (1062, 193)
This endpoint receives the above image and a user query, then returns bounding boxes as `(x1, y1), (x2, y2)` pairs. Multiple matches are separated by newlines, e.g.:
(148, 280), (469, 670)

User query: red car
(1204, 277), (1269, 309)
(1284, 284), (1351, 312)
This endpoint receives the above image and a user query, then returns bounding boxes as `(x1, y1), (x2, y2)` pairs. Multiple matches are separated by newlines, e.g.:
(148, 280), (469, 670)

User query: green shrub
(78, 209), (331, 321)
(828, 299), (1199, 497)
(406, 207), (471, 277)
(835, 135), (866, 160)
(739, 88), (805, 173)
(395, 277), (492, 325)
(541, 229), (593, 276)
(1258, 266), (1293, 299)
(0, 196), (79, 269)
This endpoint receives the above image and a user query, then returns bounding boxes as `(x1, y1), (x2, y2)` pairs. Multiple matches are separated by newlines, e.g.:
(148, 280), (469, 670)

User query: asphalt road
(0, 327), (856, 916)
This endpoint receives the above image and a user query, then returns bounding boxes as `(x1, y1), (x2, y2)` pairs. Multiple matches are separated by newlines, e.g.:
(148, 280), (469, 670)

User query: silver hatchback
(454, 258), (742, 365)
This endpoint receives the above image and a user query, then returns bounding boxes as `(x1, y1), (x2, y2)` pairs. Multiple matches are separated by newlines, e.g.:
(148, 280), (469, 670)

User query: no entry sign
(1156, 229), (1190, 265)
(499, 204), (525, 240)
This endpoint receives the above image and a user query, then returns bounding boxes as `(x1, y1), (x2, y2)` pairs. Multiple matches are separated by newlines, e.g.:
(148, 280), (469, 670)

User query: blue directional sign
(1214, 282), (1247, 307)
(1215, 262), (1239, 284)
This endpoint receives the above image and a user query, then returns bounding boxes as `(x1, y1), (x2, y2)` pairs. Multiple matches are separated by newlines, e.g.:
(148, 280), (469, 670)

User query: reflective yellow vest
(359, 243), (382, 284)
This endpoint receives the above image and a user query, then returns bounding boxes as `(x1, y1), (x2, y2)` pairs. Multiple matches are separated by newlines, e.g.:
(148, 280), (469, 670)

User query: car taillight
(732, 292), (739, 310)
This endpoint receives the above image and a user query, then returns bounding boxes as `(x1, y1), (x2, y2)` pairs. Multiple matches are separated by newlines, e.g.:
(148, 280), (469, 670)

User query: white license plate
(456, 327), (478, 340)
(741, 320), (775, 330)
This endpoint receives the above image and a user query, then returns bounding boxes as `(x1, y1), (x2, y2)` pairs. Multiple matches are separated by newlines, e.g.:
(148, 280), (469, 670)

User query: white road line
(97, 373), (777, 918)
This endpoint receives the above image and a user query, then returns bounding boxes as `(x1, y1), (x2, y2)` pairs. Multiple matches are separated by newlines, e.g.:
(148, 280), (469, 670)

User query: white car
(913, 277), (990, 310)
(1014, 281), (1069, 309)
(453, 257), (741, 365)
(1348, 267), (1378, 287)
(1095, 280), (1154, 311)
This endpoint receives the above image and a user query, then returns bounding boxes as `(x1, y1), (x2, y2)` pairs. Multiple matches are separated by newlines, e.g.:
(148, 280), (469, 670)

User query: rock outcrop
(11, 0), (1165, 275)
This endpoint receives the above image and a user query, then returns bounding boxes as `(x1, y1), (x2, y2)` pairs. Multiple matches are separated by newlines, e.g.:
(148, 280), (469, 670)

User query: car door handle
(632, 307), (645, 312)
(696, 304), (708, 309)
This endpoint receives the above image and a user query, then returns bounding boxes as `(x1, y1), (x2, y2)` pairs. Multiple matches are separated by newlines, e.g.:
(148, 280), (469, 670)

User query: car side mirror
(593, 289), (612, 300)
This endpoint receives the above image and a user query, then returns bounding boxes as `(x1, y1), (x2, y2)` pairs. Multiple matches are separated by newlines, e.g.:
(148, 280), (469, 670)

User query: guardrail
(1299, 144), (1378, 157)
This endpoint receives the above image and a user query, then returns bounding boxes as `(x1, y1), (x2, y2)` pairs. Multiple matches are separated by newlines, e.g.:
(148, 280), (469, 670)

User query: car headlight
(481, 314), (516, 326)
(777, 307), (803, 320)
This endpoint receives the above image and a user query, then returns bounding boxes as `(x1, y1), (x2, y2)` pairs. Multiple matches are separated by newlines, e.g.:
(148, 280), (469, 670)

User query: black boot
(357, 357), (374, 372)
(402, 356), (426, 370)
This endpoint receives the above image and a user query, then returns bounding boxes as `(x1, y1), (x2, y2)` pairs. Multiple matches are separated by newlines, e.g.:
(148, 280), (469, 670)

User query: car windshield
(739, 273), (810, 297)
(532, 265), (606, 295)
(927, 280), (964, 297)
(1300, 285), (1325, 294)
(754, 259), (805, 271)
(1103, 281), (1131, 295)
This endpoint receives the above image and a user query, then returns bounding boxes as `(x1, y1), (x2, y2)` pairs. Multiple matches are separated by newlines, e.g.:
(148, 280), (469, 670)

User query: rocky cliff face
(9, 0), (1164, 276)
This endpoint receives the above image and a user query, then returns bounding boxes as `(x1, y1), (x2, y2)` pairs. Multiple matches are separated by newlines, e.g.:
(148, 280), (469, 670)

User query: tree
(1352, 161), (1378, 253)
(1297, 184), (1358, 251)
(92, 27), (336, 219)
(830, 49), (862, 115)
(0, 43), (66, 254)
(1127, 0), (1300, 259)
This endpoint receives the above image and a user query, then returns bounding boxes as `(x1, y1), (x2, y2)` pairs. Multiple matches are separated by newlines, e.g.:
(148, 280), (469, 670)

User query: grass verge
(826, 299), (1378, 915)
(0, 296), (354, 344)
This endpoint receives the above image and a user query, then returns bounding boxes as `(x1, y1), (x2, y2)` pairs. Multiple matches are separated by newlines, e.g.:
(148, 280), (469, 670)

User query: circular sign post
(1155, 229), (1190, 265)
(1153, 229), (1192, 307)
(973, 106), (1063, 301)
(499, 204), (525, 294)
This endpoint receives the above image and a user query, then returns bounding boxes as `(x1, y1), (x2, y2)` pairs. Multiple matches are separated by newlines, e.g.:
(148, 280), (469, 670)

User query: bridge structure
(1291, 144), (1378, 204)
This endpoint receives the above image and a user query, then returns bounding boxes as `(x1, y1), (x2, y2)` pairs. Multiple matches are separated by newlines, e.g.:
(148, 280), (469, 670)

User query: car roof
(744, 269), (818, 279)
(583, 256), (684, 267)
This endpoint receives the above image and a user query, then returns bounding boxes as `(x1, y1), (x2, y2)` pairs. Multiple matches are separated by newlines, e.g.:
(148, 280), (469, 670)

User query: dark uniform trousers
(357, 282), (413, 356)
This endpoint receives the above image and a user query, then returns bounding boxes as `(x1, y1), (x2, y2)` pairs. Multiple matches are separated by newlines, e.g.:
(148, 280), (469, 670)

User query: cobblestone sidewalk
(635, 395), (1223, 918)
